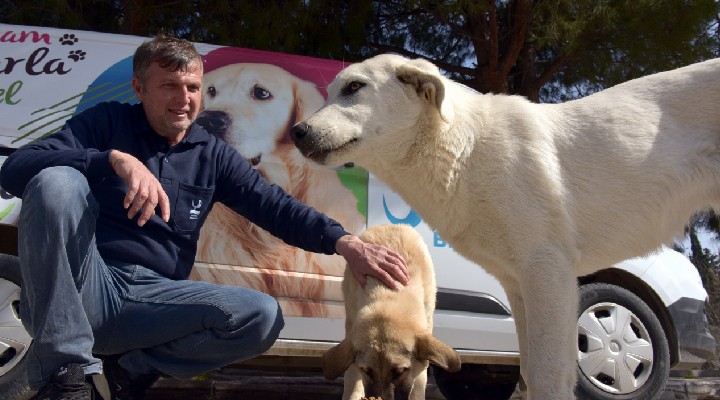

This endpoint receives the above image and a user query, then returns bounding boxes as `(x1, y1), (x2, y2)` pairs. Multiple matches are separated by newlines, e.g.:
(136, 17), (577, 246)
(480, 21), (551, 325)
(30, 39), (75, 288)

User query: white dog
(291, 54), (720, 399)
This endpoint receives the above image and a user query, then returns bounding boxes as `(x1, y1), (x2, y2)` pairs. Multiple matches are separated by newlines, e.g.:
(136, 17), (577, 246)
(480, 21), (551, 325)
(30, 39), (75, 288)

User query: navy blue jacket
(0, 102), (349, 279)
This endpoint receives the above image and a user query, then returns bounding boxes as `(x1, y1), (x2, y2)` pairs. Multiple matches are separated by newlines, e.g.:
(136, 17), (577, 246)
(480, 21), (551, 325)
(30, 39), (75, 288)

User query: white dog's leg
(409, 368), (428, 400)
(342, 365), (365, 400)
(506, 290), (529, 390)
(520, 261), (578, 400)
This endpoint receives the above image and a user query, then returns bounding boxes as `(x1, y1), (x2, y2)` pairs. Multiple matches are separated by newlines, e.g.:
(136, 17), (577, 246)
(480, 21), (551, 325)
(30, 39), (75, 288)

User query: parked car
(0, 23), (715, 400)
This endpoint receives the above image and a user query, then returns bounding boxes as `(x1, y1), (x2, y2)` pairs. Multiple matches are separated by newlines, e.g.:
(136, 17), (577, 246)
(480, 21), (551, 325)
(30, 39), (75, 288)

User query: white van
(0, 158), (716, 399)
(0, 23), (715, 400)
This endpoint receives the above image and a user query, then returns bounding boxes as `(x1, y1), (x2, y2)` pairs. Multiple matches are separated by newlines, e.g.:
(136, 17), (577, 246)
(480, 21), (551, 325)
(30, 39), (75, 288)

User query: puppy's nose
(290, 122), (309, 142)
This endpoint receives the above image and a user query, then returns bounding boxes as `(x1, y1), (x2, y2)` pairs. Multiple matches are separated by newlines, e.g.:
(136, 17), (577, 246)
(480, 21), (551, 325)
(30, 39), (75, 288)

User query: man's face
(132, 61), (203, 144)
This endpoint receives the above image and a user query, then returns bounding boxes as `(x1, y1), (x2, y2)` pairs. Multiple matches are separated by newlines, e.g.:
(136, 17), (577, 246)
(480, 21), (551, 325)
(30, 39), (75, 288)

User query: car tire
(432, 363), (520, 400)
(0, 253), (34, 400)
(576, 282), (670, 400)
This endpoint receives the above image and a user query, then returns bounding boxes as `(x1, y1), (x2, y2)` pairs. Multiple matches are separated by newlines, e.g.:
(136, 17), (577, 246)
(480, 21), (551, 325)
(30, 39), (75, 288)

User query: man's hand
(110, 150), (170, 227)
(335, 234), (410, 290)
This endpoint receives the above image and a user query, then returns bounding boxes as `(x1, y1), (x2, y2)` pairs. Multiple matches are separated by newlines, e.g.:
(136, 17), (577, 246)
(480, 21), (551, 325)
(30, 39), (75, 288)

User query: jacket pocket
(173, 183), (214, 232)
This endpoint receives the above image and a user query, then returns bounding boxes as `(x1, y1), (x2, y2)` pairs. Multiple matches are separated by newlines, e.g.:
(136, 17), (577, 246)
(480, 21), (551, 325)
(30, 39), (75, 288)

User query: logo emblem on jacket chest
(190, 199), (202, 220)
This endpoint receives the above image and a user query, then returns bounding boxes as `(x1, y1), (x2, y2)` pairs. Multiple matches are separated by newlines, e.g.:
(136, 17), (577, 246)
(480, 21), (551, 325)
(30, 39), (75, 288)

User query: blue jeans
(18, 167), (284, 390)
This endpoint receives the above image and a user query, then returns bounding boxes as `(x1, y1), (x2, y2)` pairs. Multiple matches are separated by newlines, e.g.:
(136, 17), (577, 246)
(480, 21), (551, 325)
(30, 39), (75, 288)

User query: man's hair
(133, 32), (203, 81)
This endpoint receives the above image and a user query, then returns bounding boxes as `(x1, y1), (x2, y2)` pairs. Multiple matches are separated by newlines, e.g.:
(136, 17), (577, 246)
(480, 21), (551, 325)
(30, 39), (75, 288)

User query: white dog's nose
(290, 122), (309, 143)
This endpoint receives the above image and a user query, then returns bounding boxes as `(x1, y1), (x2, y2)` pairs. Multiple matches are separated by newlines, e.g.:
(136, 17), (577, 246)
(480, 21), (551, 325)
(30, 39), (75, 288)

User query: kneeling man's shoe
(34, 363), (94, 400)
(102, 356), (159, 400)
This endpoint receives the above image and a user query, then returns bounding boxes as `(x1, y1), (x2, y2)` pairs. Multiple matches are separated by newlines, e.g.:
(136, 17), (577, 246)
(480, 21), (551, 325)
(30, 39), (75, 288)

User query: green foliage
(2, 0), (717, 102)
(537, 0), (719, 102)
(169, 0), (373, 59)
(361, 0), (719, 101)
(683, 211), (720, 368)
(0, 1), (374, 59)
(0, 0), (120, 32)
(683, 210), (720, 285)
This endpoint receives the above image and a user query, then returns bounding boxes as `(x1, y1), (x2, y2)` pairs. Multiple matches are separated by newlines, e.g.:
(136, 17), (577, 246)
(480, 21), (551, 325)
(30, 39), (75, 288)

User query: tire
(433, 363), (520, 400)
(0, 253), (34, 400)
(576, 282), (670, 400)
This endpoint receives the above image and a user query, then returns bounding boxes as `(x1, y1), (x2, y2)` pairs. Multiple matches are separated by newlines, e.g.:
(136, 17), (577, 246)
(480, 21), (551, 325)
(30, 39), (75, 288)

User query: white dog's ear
(396, 61), (454, 123)
(414, 334), (462, 372)
(321, 339), (355, 380)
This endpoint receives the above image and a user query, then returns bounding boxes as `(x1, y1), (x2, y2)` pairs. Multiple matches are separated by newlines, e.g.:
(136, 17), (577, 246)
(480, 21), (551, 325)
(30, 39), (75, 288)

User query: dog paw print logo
(58, 33), (87, 63)
(68, 50), (86, 62)
(59, 34), (79, 45)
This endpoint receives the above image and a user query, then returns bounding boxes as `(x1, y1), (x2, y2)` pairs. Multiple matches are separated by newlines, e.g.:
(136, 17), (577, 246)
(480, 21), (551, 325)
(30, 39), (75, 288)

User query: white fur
(293, 54), (720, 399)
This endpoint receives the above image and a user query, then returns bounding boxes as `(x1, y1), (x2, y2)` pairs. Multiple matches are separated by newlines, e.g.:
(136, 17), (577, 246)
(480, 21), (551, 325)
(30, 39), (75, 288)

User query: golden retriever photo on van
(292, 54), (720, 399)
(322, 224), (461, 400)
(193, 60), (365, 317)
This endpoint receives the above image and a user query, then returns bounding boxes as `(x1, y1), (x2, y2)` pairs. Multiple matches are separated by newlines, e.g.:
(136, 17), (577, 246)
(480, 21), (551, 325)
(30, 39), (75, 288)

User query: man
(0, 33), (409, 400)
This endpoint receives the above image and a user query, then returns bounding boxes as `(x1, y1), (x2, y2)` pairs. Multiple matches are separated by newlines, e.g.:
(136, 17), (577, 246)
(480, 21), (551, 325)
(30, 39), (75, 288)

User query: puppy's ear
(414, 334), (462, 372)
(321, 339), (355, 380)
(396, 61), (454, 123)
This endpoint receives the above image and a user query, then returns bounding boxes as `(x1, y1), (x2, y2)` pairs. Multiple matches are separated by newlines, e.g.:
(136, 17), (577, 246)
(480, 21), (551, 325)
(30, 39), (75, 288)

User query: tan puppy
(322, 224), (461, 400)
(293, 54), (720, 399)
(194, 63), (365, 317)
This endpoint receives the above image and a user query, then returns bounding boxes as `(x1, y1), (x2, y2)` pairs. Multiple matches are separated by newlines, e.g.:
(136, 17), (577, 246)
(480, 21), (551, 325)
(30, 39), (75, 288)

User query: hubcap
(0, 278), (31, 376)
(577, 302), (654, 395)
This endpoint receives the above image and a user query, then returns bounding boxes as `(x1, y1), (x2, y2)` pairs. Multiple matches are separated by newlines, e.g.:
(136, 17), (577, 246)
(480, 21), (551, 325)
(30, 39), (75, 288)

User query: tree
(680, 216), (720, 329)
(681, 210), (720, 280)
(3, 1), (717, 102)
(364, 0), (719, 102)
(0, 1), (373, 61)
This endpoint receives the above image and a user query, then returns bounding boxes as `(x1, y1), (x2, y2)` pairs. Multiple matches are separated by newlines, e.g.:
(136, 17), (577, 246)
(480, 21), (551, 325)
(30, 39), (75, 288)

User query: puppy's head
(322, 317), (460, 400)
(197, 63), (325, 172)
(291, 54), (454, 169)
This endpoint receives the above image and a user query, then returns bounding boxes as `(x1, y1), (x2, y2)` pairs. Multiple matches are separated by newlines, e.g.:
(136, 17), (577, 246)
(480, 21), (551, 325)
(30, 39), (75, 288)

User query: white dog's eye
(342, 81), (365, 96)
(252, 85), (273, 101)
(207, 86), (217, 98)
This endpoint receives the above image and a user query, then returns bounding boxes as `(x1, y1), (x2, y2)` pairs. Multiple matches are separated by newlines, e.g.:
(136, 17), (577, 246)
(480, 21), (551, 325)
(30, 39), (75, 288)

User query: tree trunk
(118, 0), (149, 36)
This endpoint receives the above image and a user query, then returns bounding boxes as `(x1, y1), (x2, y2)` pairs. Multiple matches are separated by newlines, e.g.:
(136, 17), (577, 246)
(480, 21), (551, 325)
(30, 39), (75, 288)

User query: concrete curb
(660, 377), (720, 400)
(145, 375), (720, 399)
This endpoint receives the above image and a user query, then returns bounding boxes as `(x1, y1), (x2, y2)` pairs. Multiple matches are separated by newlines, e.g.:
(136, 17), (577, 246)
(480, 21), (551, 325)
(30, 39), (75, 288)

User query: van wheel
(432, 363), (519, 400)
(576, 283), (670, 400)
(0, 253), (34, 400)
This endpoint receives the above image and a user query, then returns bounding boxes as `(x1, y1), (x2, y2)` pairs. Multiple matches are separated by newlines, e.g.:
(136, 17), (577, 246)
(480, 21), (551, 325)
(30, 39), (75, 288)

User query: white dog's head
(197, 63), (325, 176)
(291, 54), (454, 168)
